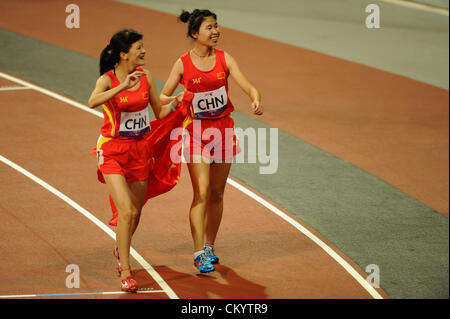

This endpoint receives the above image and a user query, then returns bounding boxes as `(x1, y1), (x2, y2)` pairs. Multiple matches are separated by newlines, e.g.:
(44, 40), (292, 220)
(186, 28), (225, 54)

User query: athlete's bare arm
(87, 70), (144, 108)
(160, 58), (184, 104)
(144, 69), (182, 120)
(224, 52), (263, 116)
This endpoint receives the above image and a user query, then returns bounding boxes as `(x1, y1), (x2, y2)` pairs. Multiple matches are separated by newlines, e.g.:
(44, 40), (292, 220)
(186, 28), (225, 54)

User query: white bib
(192, 86), (228, 118)
(119, 109), (150, 137)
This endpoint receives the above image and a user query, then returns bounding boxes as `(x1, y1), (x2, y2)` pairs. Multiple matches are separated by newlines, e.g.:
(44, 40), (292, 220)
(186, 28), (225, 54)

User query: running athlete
(161, 10), (263, 273)
(88, 29), (181, 291)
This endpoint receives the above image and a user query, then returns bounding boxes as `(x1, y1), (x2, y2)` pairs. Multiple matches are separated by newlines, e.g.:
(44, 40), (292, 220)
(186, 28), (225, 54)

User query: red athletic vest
(100, 67), (150, 138)
(180, 48), (234, 119)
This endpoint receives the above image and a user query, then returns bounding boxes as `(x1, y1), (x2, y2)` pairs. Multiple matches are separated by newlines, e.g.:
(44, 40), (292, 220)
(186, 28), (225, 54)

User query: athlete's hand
(123, 70), (145, 90)
(175, 91), (184, 105)
(252, 100), (263, 115)
(169, 91), (184, 109)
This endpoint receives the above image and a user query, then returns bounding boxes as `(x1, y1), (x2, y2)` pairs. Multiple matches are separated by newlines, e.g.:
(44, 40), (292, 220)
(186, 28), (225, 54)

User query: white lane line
(0, 86), (32, 91)
(227, 178), (383, 299)
(0, 290), (166, 299)
(0, 72), (102, 117)
(0, 71), (383, 299)
(0, 155), (178, 299)
(379, 0), (449, 15)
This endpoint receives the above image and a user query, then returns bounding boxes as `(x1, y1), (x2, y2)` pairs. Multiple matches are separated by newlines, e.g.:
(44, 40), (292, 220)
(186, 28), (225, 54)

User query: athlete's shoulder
(174, 58), (184, 67)
(180, 51), (190, 59)
(97, 73), (112, 89)
(140, 68), (153, 87)
(102, 69), (115, 78)
(182, 51), (196, 65)
(172, 57), (185, 75)
(221, 50), (235, 71)
(222, 50), (233, 59)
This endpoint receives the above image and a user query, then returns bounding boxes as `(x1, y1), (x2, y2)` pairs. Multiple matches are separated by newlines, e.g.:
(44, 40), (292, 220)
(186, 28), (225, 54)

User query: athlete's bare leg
(104, 174), (147, 280)
(128, 180), (148, 235)
(205, 161), (231, 245)
(187, 154), (211, 252)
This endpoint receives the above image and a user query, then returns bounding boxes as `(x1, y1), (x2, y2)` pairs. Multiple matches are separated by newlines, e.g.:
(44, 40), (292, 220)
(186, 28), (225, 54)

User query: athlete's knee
(209, 188), (225, 204)
(118, 205), (139, 223)
(192, 186), (210, 205)
(131, 208), (141, 220)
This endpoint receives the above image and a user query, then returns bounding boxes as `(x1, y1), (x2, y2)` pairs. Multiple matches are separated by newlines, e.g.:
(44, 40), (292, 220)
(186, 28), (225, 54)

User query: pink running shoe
(121, 275), (138, 292)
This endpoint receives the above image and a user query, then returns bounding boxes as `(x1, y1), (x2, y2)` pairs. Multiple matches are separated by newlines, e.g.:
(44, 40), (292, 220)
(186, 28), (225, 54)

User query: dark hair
(178, 9), (217, 39)
(99, 29), (143, 75)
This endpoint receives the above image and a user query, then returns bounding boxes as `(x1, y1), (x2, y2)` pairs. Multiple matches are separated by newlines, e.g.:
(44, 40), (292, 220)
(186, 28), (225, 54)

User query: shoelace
(199, 253), (211, 265)
(204, 246), (214, 257)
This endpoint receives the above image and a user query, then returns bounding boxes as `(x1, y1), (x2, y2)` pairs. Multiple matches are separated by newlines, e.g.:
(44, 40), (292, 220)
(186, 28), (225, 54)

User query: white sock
(194, 250), (204, 259)
(204, 244), (214, 249)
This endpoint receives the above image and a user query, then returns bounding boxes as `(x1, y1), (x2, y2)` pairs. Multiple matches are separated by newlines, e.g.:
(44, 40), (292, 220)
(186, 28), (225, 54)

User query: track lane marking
(0, 86), (32, 91)
(0, 290), (166, 299)
(379, 0), (449, 15)
(227, 178), (383, 298)
(0, 71), (383, 299)
(0, 154), (178, 299)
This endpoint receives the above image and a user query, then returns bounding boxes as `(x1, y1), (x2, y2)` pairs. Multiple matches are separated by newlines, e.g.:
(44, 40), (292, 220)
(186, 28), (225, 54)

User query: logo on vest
(192, 77), (202, 84)
(119, 96), (129, 103)
(217, 72), (226, 80)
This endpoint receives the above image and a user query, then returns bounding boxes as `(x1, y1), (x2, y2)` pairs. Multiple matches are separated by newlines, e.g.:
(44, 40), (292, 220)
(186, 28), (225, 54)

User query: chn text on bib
(119, 108), (150, 137)
(192, 86), (228, 118)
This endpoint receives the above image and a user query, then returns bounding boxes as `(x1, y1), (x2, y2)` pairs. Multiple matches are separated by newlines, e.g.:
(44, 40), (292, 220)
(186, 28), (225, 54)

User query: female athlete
(161, 10), (263, 273)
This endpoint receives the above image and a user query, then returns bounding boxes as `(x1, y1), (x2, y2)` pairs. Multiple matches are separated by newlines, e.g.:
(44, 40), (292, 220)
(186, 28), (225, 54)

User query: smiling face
(121, 39), (146, 67)
(193, 16), (220, 47)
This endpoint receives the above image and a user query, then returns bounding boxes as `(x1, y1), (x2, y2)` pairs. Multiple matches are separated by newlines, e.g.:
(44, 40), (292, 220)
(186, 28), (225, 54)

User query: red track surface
(2, 0), (446, 299)
(0, 78), (387, 298)
(0, 0), (447, 216)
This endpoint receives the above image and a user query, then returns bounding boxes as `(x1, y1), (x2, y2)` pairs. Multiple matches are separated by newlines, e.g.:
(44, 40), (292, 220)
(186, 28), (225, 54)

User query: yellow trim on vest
(97, 136), (112, 149)
(102, 104), (115, 137)
(183, 115), (193, 129)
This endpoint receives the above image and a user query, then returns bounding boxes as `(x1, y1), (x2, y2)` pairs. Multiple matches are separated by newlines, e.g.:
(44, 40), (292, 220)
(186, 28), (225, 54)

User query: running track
(0, 73), (384, 298)
(0, 0), (447, 299)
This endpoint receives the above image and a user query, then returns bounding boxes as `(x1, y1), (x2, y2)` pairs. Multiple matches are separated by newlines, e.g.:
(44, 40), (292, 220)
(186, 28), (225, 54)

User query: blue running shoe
(194, 252), (215, 273)
(204, 245), (219, 264)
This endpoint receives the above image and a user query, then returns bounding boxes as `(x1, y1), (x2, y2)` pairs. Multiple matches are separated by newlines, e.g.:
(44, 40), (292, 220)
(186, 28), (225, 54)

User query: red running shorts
(182, 114), (241, 163)
(96, 136), (150, 182)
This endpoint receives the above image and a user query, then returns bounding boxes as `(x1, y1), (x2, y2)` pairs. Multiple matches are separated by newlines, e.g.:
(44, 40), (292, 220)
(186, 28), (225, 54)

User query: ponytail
(99, 44), (119, 75)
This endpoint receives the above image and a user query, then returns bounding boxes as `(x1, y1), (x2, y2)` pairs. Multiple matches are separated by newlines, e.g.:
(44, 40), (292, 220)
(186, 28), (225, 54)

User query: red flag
(106, 91), (193, 226)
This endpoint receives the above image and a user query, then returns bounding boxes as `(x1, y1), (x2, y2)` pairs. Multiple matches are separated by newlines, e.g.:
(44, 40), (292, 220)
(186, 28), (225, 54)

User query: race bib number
(119, 109), (150, 137)
(192, 86), (228, 118)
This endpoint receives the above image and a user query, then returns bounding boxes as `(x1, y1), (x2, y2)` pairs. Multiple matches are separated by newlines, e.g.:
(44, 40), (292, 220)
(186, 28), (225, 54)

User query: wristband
(169, 100), (176, 111)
